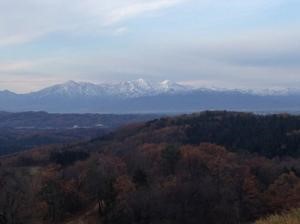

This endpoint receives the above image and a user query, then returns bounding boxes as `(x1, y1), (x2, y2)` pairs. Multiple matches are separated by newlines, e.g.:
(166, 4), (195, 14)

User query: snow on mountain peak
(64, 80), (78, 85)
(161, 80), (171, 85)
(120, 79), (189, 96)
(158, 80), (189, 92)
(34, 80), (104, 98)
(135, 78), (149, 85)
(30, 79), (193, 98)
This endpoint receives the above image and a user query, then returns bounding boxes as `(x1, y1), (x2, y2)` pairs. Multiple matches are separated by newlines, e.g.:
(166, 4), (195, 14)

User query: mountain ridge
(2, 79), (300, 113)
(26, 79), (192, 99)
(2, 79), (300, 97)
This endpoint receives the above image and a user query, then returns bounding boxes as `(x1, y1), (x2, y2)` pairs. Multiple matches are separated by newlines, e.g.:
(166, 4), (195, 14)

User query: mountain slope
(29, 79), (191, 99)
(31, 81), (105, 98)
(1, 79), (300, 113)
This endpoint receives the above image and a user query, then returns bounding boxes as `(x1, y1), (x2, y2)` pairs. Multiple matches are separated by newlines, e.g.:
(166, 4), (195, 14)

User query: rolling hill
(0, 111), (300, 224)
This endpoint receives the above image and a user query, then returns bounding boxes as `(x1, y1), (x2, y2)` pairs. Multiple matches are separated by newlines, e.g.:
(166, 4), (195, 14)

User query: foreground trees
(85, 143), (299, 224)
(0, 169), (30, 224)
(1, 112), (300, 223)
(1, 144), (300, 224)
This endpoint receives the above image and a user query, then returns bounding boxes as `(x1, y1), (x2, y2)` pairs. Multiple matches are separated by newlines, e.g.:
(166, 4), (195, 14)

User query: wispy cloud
(0, 61), (36, 72)
(2, 26), (300, 92)
(0, 32), (47, 47)
(0, 0), (300, 92)
(0, 0), (186, 47)
(103, 0), (185, 25)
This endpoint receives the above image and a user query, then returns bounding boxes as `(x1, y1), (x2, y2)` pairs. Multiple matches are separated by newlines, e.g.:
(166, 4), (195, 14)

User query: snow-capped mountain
(31, 81), (105, 98)
(110, 79), (191, 97)
(2, 79), (300, 113)
(24, 79), (300, 99)
(0, 90), (17, 97)
(30, 79), (192, 98)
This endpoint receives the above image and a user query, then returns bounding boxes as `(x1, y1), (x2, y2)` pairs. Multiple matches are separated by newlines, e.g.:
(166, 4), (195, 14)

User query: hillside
(0, 111), (300, 224)
(91, 111), (300, 157)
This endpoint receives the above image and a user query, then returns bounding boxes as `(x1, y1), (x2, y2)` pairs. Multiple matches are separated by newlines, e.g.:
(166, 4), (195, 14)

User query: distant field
(0, 111), (161, 129)
(0, 111), (161, 155)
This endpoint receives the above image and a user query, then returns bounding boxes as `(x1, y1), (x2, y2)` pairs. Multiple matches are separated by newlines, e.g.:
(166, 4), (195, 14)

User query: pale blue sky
(0, 0), (300, 92)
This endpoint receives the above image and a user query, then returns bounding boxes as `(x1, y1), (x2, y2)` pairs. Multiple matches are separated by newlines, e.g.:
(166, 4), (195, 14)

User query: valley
(0, 112), (161, 156)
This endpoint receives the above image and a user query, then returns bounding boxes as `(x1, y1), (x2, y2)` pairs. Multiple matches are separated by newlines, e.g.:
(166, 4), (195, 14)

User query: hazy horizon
(2, 78), (300, 95)
(1, 0), (300, 92)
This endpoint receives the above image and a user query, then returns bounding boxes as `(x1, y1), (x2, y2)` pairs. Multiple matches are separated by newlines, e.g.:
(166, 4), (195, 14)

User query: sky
(0, 0), (300, 93)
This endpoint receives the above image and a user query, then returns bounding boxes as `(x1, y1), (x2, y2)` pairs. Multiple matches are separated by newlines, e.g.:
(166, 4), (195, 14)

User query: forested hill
(91, 111), (300, 157)
(1, 111), (300, 224)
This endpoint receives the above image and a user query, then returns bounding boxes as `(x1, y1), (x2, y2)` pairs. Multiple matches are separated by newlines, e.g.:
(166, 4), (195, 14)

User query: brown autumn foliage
(0, 112), (300, 224)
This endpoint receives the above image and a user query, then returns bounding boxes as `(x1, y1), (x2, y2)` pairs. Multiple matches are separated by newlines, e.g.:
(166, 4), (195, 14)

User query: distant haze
(0, 0), (300, 92)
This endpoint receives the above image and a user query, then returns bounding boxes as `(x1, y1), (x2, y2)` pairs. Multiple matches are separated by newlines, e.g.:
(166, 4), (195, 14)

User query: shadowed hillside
(0, 111), (300, 224)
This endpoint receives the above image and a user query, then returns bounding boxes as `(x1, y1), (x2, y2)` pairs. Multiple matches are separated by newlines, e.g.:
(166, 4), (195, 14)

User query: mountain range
(1, 79), (300, 113)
